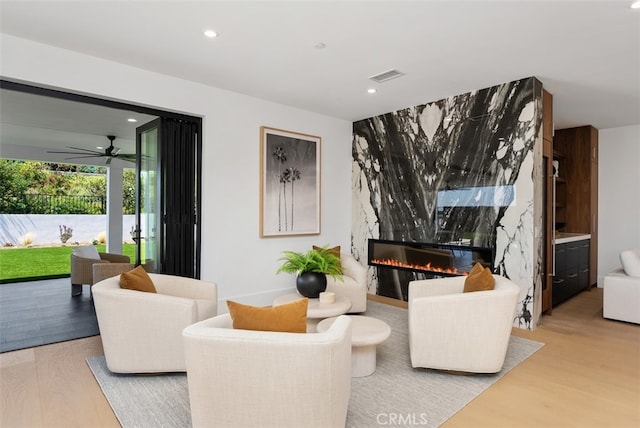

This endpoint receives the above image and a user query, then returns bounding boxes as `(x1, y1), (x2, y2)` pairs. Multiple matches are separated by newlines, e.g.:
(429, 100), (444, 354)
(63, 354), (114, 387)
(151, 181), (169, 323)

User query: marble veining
(352, 77), (544, 329)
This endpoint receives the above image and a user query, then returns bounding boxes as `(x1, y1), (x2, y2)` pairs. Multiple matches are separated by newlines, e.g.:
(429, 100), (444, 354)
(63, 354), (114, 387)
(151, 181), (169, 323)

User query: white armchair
(408, 274), (520, 373)
(326, 253), (368, 313)
(603, 248), (640, 324)
(182, 314), (352, 428)
(92, 273), (217, 373)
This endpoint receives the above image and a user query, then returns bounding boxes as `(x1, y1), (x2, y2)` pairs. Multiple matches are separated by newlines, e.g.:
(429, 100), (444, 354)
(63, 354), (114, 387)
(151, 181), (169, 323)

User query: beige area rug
(87, 300), (543, 427)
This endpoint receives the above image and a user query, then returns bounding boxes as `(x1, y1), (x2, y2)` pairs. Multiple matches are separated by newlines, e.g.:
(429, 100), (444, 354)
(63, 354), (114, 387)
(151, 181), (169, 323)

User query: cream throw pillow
(73, 245), (100, 260)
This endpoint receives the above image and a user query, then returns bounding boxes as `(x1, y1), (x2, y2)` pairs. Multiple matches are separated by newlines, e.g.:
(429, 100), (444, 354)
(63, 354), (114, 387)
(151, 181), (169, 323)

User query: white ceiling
(0, 0), (639, 161)
(0, 88), (157, 165)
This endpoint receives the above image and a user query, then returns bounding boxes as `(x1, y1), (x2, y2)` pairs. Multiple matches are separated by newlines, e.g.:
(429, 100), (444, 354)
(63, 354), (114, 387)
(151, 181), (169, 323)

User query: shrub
(20, 232), (36, 246)
(59, 224), (73, 244)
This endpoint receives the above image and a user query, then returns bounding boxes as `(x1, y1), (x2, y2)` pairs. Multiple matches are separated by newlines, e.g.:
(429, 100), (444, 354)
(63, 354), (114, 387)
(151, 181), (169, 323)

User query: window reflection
(436, 185), (515, 246)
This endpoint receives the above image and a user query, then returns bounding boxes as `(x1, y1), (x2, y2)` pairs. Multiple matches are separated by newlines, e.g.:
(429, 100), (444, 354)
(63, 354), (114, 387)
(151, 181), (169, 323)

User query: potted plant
(277, 246), (343, 298)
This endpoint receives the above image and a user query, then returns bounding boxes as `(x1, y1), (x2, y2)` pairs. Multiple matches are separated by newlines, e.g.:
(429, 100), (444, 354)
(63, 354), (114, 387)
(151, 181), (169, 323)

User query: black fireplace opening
(368, 239), (494, 300)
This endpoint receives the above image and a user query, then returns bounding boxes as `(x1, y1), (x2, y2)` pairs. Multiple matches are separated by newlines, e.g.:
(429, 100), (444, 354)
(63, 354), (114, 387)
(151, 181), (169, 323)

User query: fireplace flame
(371, 258), (468, 275)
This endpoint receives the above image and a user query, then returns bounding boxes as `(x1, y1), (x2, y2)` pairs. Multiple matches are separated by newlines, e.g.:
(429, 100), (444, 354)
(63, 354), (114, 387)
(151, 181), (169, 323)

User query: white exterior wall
(0, 214), (136, 245)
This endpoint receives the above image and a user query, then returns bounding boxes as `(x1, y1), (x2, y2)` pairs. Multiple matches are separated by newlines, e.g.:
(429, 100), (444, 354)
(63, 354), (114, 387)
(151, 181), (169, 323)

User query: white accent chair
(603, 248), (640, 324)
(326, 253), (368, 313)
(408, 274), (520, 373)
(92, 273), (217, 373)
(183, 314), (352, 428)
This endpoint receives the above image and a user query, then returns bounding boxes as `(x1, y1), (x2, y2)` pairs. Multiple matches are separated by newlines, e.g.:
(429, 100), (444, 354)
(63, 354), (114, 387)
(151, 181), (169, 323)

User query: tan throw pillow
(119, 265), (157, 293)
(312, 245), (343, 274)
(313, 245), (341, 259)
(468, 262), (485, 276)
(463, 263), (495, 293)
(227, 298), (308, 333)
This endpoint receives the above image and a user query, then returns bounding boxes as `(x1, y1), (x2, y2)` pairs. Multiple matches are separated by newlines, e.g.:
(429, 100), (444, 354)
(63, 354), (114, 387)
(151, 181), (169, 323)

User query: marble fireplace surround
(352, 76), (544, 330)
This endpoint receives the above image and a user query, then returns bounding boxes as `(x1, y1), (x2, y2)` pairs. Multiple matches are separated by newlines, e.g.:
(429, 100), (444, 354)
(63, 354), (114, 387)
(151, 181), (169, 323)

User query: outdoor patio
(0, 277), (98, 353)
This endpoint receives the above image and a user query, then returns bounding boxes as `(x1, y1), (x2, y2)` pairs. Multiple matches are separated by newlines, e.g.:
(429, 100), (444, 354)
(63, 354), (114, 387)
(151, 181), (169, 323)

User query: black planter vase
(296, 272), (327, 298)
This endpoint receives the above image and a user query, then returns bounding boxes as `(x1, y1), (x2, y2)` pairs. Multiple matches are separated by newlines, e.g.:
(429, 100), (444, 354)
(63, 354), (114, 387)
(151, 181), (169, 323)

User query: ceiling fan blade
(114, 154), (137, 163)
(47, 150), (98, 155)
(67, 146), (104, 154)
(58, 154), (106, 160)
(48, 146), (103, 155)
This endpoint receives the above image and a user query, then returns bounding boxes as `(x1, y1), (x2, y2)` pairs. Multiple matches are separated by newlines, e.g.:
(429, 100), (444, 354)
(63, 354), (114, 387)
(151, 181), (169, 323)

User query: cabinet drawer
(566, 245), (579, 269)
(579, 268), (589, 290)
(565, 267), (579, 290)
(578, 242), (589, 268)
(555, 245), (566, 275)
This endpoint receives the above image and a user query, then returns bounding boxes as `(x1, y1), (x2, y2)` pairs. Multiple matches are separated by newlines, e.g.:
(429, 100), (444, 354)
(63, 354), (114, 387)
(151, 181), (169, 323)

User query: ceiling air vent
(369, 69), (405, 83)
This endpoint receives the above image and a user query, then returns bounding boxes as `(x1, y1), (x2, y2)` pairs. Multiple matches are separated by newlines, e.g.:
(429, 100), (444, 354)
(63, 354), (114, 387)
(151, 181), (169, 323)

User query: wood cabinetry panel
(553, 126), (598, 287)
(543, 90), (553, 141)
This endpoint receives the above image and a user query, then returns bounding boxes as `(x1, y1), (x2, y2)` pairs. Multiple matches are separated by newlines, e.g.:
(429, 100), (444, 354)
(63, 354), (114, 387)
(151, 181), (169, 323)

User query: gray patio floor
(0, 277), (98, 353)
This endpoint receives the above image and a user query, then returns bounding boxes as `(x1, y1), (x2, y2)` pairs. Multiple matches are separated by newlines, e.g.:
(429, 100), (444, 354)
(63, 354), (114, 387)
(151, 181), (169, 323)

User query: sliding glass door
(135, 119), (161, 271)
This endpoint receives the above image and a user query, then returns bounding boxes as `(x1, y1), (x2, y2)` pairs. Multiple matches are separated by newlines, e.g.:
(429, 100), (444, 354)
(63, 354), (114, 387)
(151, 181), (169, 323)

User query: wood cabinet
(542, 103), (599, 313)
(553, 126), (599, 287)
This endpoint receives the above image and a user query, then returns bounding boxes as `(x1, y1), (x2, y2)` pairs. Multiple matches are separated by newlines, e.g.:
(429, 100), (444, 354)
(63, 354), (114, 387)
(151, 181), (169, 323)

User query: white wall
(598, 124), (640, 285)
(0, 34), (353, 306)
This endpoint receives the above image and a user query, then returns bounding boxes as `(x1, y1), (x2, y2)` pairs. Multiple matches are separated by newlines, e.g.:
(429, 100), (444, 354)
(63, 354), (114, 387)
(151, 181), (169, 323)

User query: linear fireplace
(368, 239), (494, 300)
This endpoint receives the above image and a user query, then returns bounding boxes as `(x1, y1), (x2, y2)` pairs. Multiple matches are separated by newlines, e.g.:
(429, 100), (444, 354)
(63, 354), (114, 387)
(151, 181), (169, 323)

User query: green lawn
(0, 244), (137, 282)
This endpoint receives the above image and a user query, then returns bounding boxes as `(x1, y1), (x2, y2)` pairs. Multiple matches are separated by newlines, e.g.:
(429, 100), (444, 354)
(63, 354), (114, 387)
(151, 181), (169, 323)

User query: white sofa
(408, 274), (520, 373)
(603, 248), (640, 324)
(92, 273), (217, 373)
(325, 253), (368, 313)
(183, 314), (352, 428)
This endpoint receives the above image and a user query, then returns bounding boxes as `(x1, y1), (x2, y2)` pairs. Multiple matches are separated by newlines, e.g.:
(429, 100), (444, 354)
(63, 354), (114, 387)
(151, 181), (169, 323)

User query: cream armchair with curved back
(325, 253), (368, 313)
(182, 313), (352, 428)
(408, 274), (520, 373)
(92, 273), (217, 373)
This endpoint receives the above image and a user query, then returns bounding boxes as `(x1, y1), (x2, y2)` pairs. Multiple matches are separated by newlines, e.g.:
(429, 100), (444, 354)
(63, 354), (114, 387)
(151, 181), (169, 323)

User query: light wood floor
(1, 288), (638, 428)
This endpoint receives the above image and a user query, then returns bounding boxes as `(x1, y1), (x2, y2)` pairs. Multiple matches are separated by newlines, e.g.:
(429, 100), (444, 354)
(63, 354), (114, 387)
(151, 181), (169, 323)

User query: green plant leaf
(276, 246), (343, 279)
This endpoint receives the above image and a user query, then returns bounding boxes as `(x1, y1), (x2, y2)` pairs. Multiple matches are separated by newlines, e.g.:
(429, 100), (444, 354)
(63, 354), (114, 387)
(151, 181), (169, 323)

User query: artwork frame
(260, 126), (321, 237)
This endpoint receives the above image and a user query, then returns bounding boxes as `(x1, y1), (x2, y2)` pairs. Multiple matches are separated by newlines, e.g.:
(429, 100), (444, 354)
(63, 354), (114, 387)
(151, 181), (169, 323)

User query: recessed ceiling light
(367, 88), (377, 94)
(204, 29), (218, 38)
(127, 118), (137, 123)
(631, 1), (640, 8)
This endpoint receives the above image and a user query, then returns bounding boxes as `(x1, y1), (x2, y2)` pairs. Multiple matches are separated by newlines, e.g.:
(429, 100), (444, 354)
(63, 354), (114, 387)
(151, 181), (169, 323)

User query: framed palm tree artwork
(260, 126), (321, 237)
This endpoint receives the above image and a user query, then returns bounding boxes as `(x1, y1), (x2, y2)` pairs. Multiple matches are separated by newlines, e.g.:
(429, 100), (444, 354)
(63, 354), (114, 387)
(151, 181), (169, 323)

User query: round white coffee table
(273, 293), (352, 332)
(316, 315), (391, 377)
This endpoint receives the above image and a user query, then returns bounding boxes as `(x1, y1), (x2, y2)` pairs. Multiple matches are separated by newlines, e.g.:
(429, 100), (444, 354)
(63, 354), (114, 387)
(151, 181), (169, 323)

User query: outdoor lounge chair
(70, 245), (130, 296)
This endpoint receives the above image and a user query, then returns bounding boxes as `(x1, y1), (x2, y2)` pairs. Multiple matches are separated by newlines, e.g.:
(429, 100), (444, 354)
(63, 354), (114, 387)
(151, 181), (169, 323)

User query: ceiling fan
(48, 135), (136, 164)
